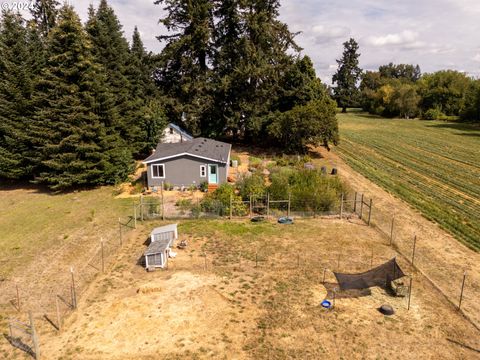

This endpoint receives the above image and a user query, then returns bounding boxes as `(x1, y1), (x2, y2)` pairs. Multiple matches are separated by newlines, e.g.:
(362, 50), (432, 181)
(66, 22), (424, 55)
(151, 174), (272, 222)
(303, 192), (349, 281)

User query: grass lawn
(335, 112), (480, 251)
(0, 185), (132, 277)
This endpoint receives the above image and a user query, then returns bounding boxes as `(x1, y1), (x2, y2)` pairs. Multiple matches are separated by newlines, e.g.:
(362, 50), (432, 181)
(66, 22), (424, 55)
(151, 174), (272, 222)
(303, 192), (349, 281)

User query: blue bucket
(321, 300), (332, 309)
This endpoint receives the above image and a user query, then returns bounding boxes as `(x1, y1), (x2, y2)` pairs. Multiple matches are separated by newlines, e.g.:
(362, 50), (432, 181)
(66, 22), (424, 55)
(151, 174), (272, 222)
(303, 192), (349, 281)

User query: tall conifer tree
(32, 5), (132, 190)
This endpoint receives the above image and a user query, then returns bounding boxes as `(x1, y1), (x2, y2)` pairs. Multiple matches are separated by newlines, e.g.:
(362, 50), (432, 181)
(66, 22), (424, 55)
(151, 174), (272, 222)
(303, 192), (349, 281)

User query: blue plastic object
(278, 216), (294, 224)
(321, 300), (332, 309)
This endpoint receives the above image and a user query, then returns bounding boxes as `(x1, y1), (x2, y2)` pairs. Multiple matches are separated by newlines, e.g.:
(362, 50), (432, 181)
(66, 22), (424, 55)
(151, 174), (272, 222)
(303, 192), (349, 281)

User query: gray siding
(147, 154), (228, 188)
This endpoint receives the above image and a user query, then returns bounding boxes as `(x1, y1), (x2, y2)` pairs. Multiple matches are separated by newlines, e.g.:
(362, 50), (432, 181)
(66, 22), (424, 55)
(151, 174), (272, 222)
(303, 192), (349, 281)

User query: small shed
(144, 224), (178, 270)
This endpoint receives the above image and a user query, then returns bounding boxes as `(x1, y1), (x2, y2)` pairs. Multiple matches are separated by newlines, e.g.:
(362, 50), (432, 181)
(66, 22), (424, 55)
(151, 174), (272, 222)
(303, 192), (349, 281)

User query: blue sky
(70, 0), (480, 82)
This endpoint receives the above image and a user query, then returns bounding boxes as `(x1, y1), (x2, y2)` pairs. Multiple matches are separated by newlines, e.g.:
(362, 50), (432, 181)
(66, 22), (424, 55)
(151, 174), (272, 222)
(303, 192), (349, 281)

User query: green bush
(248, 156), (263, 169)
(200, 183), (247, 216)
(199, 181), (208, 192)
(237, 173), (267, 199)
(422, 108), (446, 120)
(267, 168), (349, 212)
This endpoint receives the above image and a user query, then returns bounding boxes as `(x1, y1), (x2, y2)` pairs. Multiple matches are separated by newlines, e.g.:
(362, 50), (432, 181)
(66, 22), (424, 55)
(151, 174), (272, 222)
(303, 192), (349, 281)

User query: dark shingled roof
(144, 137), (231, 164)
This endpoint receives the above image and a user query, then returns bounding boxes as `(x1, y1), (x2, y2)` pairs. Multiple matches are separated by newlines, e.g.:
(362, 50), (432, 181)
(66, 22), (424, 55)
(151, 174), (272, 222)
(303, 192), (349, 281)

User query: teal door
(208, 164), (218, 184)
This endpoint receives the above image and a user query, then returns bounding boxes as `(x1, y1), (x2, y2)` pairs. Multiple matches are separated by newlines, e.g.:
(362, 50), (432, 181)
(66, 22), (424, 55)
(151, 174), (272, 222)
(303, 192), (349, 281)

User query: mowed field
(335, 112), (480, 251)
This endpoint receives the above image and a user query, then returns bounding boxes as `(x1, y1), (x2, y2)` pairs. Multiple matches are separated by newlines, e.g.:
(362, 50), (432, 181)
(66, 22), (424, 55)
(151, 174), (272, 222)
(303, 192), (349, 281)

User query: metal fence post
(390, 215), (395, 246)
(353, 192), (358, 212)
(367, 199), (373, 225)
(267, 193), (270, 219)
(70, 267), (77, 309)
(249, 194), (253, 217)
(101, 238), (105, 273)
(407, 276), (413, 310)
(29, 312), (40, 359)
(459, 271), (467, 310)
(359, 194), (364, 220)
(411, 235), (417, 266)
(119, 218), (122, 246)
(287, 193), (291, 217)
(340, 193), (344, 220)
(55, 296), (62, 331)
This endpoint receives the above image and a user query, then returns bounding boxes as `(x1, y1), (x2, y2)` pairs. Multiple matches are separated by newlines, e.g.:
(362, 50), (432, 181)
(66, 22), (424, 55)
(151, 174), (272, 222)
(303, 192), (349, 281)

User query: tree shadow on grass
(425, 122), (480, 136)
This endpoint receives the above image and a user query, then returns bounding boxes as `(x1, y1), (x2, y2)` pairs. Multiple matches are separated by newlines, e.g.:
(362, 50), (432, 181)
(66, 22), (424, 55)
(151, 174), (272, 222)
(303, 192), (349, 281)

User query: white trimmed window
(200, 165), (207, 177)
(152, 164), (165, 178)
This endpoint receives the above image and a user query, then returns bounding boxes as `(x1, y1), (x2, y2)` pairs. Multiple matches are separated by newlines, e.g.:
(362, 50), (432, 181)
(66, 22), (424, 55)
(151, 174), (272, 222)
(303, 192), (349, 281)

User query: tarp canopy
(334, 258), (405, 290)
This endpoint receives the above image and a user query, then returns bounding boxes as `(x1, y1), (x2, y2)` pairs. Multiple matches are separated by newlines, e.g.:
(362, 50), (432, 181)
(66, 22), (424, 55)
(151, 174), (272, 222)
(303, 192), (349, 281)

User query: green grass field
(335, 112), (480, 251)
(0, 186), (132, 277)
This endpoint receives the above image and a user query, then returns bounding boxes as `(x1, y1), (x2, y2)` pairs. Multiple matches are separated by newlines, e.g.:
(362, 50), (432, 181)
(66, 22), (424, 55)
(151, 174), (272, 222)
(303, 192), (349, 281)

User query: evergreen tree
(86, 0), (144, 156)
(31, 0), (59, 37)
(154, 0), (214, 135)
(332, 38), (362, 113)
(0, 12), (37, 179)
(32, 5), (132, 190)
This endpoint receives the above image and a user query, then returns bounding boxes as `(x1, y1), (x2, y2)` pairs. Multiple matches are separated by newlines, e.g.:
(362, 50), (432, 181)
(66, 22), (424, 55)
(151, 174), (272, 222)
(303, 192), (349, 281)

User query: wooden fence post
(29, 311), (40, 360)
(204, 253), (207, 271)
(390, 215), (395, 246)
(359, 194), (364, 220)
(367, 199), (373, 226)
(340, 193), (344, 220)
(353, 192), (358, 212)
(140, 195), (143, 222)
(255, 251), (258, 268)
(55, 296), (61, 331)
(101, 238), (105, 273)
(459, 271), (467, 310)
(411, 235), (417, 266)
(133, 201), (137, 229)
(323, 268), (327, 284)
(161, 181), (165, 221)
(407, 276), (413, 310)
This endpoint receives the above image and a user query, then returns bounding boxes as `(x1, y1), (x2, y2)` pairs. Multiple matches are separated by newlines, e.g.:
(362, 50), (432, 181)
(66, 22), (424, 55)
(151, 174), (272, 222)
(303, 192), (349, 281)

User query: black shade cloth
(334, 258), (405, 290)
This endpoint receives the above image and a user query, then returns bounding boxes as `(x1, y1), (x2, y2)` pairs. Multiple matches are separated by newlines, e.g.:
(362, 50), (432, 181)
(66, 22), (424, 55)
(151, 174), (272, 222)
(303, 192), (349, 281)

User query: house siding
(162, 127), (191, 143)
(147, 155), (228, 188)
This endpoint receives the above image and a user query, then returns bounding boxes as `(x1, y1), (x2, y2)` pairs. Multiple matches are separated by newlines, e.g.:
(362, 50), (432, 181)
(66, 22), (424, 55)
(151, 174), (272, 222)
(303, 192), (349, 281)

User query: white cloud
(366, 30), (420, 47)
(311, 25), (350, 44)
(473, 54), (480, 62)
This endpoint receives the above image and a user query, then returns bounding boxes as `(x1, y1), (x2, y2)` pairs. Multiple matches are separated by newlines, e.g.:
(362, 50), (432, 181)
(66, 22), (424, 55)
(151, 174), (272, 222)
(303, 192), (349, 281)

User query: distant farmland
(335, 112), (480, 251)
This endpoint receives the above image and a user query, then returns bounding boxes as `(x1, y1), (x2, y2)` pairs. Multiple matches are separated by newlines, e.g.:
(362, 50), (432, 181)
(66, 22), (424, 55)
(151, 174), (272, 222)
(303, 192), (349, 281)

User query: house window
(169, 127), (174, 134)
(152, 164), (165, 178)
(200, 165), (206, 177)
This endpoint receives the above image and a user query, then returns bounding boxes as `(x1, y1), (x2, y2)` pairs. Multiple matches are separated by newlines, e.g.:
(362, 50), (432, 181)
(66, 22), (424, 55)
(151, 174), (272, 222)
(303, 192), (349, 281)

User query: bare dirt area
(4, 218), (478, 359)
(315, 145), (480, 329)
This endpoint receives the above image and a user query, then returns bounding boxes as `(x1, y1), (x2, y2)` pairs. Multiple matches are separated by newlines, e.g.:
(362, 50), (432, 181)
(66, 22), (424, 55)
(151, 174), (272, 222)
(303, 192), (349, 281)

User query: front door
(208, 164), (218, 184)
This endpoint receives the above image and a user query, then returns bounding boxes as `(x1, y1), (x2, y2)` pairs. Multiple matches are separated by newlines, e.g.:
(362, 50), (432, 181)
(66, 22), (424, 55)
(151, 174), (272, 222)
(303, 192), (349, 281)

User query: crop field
(335, 112), (480, 251)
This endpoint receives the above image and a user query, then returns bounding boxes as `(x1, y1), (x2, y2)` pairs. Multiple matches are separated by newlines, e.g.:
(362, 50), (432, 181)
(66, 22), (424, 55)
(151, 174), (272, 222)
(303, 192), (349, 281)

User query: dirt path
(315, 146), (480, 328)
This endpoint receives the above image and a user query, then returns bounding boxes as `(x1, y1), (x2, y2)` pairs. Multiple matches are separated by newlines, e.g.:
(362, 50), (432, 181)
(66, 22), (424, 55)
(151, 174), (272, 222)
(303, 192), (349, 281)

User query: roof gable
(143, 137), (231, 164)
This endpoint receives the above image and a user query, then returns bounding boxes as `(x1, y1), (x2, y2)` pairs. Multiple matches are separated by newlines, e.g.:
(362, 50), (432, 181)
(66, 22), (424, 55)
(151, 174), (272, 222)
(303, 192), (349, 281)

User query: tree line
(0, 0), (339, 190)
(0, 0), (167, 189)
(332, 39), (480, 122)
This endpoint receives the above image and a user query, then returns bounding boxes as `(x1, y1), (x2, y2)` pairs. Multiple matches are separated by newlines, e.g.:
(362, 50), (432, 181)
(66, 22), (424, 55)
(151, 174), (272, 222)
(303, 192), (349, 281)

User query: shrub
(422, 108), (446, 120)
(201, 183), (247, 216)
(199, 181), (208, 192)
(163, 182), (174, 191)
(248, 156), (263, 169)
(237, 173), (267, 199)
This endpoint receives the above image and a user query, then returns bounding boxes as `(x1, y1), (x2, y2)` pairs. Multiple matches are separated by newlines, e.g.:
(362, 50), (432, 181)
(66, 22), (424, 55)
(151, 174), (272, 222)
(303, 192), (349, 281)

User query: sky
(61, 0), (480, 83)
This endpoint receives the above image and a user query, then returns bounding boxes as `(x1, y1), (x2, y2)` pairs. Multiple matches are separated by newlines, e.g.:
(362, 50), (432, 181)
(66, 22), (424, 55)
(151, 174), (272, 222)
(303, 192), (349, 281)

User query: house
(143, 137), (231, 190)
(144, 224), (178, 270)
(162, 123), (193, 143)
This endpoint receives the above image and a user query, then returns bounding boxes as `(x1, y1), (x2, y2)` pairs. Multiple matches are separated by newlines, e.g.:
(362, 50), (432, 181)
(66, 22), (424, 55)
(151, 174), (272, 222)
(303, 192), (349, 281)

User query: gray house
(143, 137), (231, 189)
